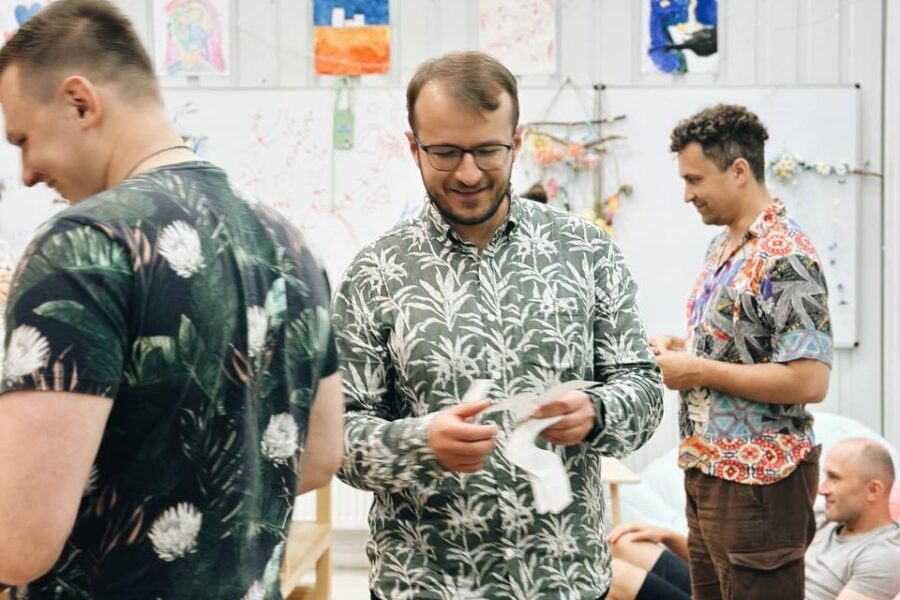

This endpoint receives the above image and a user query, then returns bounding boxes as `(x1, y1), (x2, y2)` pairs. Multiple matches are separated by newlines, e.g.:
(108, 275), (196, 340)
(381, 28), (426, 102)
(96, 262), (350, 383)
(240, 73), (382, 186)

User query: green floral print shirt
(1, 162), (337, 600)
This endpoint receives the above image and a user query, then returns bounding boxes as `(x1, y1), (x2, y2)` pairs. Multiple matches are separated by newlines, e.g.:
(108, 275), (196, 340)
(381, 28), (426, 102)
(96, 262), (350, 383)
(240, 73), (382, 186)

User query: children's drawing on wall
(313, 0), (390, 76)
(643, 0), (718, 74)
(154, 0), (229, 77)
(0, 0), (52, 45)
(478, 0), (556, 76)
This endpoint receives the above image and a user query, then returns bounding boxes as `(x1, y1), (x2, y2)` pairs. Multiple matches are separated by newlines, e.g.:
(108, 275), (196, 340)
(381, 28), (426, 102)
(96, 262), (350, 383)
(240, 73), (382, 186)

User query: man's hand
(429, 400), (499, 473)
(607, 522), (669, 545)
(530, 391), (596, 446)
(648, 335), (685, 355)
(656, 351), (703, 390)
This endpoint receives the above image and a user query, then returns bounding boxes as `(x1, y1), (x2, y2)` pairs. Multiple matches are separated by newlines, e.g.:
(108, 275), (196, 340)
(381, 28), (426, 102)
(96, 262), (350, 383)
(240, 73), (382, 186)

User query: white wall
(110, 0), (890, 464)
(884, 1), (900, 455)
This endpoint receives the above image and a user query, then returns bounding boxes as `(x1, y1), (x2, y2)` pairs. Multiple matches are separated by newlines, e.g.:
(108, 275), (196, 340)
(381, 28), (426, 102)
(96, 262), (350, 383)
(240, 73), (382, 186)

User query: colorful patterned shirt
(679, 200), (832, 484)
(333, 197), (663, 600)
(1, 163), (336, 599)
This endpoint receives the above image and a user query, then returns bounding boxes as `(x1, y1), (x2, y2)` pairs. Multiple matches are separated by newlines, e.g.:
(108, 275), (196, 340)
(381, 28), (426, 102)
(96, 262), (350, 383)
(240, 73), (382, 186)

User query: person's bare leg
(609, 557), (649, 600)
(609, 533), (666, 572)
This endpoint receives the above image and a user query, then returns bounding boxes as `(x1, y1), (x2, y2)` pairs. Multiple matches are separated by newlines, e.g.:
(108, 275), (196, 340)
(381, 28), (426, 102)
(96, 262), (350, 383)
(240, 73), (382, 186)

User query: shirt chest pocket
(521, 298), (589, 373)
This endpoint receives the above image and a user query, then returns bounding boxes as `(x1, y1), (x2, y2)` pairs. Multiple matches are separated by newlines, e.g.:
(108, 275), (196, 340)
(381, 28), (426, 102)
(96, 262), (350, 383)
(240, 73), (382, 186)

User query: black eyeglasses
(414, 137), (514, 172)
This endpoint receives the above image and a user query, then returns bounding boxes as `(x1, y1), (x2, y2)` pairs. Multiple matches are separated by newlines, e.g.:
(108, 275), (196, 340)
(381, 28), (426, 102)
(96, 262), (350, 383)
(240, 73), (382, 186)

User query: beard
(422, 170), (513, 227)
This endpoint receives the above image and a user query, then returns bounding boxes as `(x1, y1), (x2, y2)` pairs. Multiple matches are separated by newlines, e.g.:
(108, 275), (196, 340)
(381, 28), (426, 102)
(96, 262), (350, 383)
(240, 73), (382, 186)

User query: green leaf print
(264, 278), (287, 328)
(286, 306), (330, 366)
(125, 335), (180, 386)
(10, 226), (131, 308)
(32, 299), (123, 384)
(177, 315), (223, 403)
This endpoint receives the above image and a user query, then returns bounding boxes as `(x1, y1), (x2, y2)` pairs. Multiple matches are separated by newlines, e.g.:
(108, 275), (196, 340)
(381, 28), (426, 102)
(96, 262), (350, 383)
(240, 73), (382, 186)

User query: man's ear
(59, 75), (102, 128)
(513, 125), (523, 158)
(731, 157), (751, 185)
(867, 478), (886, 501)
(405, 131), (421, 168)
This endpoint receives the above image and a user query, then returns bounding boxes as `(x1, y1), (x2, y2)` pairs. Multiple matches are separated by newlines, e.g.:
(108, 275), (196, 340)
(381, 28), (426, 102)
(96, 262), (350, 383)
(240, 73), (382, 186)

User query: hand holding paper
(429, 379), (498, 474)
(530, 388), (597, 446)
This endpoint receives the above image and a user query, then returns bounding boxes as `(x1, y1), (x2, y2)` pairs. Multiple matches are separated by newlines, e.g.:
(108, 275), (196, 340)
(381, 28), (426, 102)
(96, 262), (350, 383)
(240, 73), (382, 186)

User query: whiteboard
(598, 85), (860, 348)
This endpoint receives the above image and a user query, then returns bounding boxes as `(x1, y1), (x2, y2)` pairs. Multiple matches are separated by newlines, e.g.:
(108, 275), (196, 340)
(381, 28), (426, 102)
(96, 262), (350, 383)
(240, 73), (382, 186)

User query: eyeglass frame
(413, 136), (516, 172)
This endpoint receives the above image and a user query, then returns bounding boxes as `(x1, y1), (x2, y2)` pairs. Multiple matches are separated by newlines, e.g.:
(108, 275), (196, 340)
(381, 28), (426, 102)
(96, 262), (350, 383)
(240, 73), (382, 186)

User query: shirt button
(491, 371), (501, 379)
(486, 314), (497, 323)
(504, 547), (517, 559)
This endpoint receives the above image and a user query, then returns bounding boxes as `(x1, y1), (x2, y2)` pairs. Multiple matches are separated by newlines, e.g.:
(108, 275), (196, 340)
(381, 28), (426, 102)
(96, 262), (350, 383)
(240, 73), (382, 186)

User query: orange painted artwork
(313, 1), (390, 75)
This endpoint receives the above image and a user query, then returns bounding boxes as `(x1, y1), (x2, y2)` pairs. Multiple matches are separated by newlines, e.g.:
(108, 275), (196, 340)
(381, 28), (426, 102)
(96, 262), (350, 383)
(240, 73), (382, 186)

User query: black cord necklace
(123, 144), (190, 179)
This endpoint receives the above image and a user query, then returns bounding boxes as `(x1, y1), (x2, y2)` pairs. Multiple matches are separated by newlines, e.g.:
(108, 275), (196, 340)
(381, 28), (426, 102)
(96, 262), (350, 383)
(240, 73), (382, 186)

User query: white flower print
(3, 324), (51, 379)
(148, 502), (203, 561)
(158, 221), (205, 278)
(260, 413), (299, 465)
(241, 581), (265, 600)
(247, 305), (268, 357)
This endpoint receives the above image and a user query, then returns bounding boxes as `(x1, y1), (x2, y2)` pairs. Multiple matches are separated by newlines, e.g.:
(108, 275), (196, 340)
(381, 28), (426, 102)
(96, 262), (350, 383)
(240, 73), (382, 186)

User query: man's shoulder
(758, 214), (824, 265)
(348, 215), (425, 261)
(515, 200), (614, 252)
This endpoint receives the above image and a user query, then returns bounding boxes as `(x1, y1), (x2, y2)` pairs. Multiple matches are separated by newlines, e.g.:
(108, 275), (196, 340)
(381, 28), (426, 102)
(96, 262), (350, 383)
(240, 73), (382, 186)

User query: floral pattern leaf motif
(680, 201), (833, 485)
(1, 163), (337, 599)
(333, 198), (663, 599)
(32, 299), (126, 385)
(2, 324), (50, 380)
(6, 225), (131, 311)
(158, 220), (206, 278)
(148, 502), (203, 561)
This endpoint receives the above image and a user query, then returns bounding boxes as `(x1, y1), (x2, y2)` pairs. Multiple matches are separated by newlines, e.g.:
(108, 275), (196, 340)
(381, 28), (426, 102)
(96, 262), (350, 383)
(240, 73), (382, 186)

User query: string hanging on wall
(519, 78), (630, 235)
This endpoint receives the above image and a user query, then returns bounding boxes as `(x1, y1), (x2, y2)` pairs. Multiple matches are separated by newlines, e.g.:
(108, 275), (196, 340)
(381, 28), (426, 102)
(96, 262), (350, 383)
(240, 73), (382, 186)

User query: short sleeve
(762, 253), (833, 366)
(1, 218), (131, 399)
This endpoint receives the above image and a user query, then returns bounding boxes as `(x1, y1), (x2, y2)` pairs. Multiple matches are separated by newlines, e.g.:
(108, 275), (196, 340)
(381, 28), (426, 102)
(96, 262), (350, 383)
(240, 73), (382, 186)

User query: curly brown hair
(670, 104), (769, 182)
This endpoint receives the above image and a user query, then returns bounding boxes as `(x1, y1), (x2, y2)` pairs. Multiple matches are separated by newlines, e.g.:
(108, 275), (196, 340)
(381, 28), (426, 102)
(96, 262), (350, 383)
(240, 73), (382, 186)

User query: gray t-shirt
(805, 521), (900, 600)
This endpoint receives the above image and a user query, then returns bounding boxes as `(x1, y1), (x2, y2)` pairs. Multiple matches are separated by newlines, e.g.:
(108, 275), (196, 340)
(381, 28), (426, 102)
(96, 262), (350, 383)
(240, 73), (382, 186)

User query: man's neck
(725, 187), (774, 248)
(840, 509), (895, 535)
(104, 108), (193, 189)
(450, 196), (511, 251)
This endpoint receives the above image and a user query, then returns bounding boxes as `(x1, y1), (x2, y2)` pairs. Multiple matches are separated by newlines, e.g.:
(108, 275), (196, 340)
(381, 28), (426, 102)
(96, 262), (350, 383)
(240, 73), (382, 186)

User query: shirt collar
(746, 199), (787, 239)
(422, 193), (521, 247)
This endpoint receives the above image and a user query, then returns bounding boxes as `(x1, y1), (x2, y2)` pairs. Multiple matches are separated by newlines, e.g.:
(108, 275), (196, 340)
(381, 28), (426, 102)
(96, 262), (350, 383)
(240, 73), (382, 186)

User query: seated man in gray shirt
(607, 438), (900, 600)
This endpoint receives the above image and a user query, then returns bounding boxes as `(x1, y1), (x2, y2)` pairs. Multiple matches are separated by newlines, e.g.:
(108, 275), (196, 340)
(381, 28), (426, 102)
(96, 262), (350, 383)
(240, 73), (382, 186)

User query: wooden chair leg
(314, 546), (331, 600)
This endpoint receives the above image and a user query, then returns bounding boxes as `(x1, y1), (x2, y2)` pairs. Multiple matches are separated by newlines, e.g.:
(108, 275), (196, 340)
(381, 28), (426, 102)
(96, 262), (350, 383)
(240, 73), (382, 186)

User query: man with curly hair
(651, 104), (833, 600)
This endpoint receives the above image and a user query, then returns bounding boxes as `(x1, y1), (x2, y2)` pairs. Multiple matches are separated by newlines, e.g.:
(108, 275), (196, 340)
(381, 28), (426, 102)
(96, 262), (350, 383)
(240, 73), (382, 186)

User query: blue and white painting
(642, 0), (717, 74)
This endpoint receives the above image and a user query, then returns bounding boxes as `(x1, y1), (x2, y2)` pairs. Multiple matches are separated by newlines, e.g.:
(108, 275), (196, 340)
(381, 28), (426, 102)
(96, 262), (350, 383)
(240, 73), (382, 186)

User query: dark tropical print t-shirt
(1, 162), (337, 600)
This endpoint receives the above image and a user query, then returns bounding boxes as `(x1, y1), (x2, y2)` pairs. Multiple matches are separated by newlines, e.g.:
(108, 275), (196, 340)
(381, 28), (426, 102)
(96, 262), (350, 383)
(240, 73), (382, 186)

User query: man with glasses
(333, 50), (663, 600)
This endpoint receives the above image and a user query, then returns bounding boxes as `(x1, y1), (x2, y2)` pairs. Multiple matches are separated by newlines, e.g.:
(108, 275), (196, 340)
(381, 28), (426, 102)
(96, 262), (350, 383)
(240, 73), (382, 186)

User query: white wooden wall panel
(884, 0), (900, 470)
(104, 0), (890, 521)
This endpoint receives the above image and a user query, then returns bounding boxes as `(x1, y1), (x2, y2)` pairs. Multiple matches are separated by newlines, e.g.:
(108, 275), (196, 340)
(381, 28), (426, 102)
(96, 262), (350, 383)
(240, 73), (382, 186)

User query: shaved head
(832, 438), (895, 489)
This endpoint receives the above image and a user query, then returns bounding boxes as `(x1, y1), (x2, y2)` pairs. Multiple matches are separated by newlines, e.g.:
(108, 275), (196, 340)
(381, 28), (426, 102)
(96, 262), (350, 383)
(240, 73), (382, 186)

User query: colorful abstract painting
(313, 0), (390, 76)
(154, 0), (229, 77)
(642, 0), (718, 74)
(479, 0), (556, 76)
(0, 0), (52, 47)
